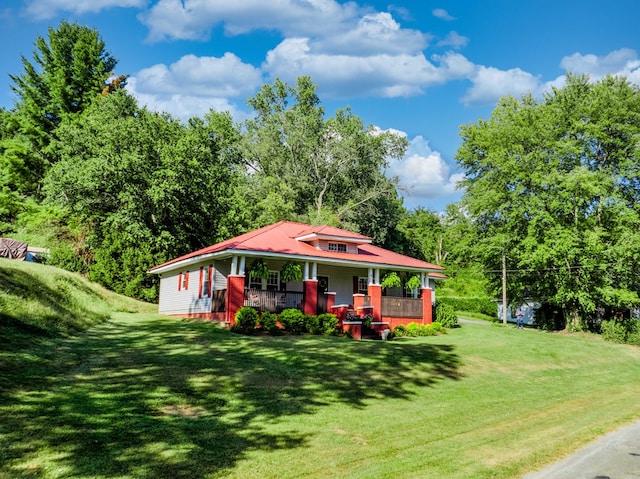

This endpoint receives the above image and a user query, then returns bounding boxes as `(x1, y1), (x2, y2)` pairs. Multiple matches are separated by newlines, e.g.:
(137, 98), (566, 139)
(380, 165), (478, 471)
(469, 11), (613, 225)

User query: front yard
(1, 312), (639, 478)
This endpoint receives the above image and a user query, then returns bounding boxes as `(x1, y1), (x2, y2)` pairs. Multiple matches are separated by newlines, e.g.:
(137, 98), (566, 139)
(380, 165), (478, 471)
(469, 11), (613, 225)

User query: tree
(43, 91), (243, 300)
(456, 74), (640, 330)
(240, 76), (408, 244)
(10, 21), (120, 179)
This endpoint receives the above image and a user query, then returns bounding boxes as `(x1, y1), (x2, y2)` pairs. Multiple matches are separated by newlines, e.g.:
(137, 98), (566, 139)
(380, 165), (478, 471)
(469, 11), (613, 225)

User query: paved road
(523, 420), (640, 479)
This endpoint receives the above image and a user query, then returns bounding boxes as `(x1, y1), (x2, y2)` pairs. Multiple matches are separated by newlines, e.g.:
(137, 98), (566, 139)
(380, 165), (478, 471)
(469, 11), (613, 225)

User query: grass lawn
(2, 306), (639, 479)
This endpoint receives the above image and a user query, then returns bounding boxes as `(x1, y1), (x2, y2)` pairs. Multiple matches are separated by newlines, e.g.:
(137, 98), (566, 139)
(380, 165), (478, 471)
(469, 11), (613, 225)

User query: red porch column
(421, 287), (433, 324)
(303, 279), (318, 316)
(325, 292), (336, 312)
(226, 275), (245, 325)
(352, 293), (365, 311)
(367, 284), (382, 321)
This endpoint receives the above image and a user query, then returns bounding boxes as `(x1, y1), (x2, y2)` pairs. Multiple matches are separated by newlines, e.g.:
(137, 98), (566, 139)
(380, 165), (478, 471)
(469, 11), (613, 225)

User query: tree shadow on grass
(0, 314), (461, 478)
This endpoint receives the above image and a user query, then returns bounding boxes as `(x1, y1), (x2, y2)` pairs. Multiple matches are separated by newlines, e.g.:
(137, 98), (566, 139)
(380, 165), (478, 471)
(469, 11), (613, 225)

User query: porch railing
(244, 289), (304, 313)
(381, 296), (423, 318)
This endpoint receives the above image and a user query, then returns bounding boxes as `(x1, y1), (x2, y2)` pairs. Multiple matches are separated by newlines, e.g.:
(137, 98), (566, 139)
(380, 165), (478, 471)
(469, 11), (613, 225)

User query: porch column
(421, 287), (433, 324)
(226, 275), (245, 325)
(303, 279), (318, 316)
(368, 283), (382, 322)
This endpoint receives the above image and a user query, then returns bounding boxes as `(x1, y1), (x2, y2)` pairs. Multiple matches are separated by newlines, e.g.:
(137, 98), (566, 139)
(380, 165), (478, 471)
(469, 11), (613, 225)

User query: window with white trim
(249, 271), (280, 290)
(328, 242), (347, 252)
(357, 277), (368, 295)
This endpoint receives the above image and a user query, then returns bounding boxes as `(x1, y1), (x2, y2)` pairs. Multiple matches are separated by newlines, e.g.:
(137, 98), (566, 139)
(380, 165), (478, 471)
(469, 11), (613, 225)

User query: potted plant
(280, 261), (302, 287)
(249, 258), (269, 280)
(380, 272), (402, 290)
(405, 275), (422, 297)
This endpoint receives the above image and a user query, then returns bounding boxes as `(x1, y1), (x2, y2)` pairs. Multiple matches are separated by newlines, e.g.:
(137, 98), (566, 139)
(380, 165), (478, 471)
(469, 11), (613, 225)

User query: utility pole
(502, 249), (507, 325)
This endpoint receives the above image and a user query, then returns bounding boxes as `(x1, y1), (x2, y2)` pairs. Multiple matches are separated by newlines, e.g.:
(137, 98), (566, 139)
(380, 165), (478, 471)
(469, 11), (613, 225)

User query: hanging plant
(380, 272), (402, 289)
(406, 275), (422, 294)
(280, 261), (302, 283)
(249, 258), (269, 280)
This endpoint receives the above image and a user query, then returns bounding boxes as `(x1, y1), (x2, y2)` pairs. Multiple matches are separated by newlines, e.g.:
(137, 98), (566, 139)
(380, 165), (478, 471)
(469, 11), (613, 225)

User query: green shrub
(393, 324), (407, 337)
(601, 318), (639, 344)
(317, 313), (339, 335)
(394, 322), (445, 338)
(430, 321), (446, 333)
(259, 311), (279, 334)
(305, 314), (321, 334)
(436, 302), (458, 328)
(279, 308), (306, 334)
(233, 307), (259, 334)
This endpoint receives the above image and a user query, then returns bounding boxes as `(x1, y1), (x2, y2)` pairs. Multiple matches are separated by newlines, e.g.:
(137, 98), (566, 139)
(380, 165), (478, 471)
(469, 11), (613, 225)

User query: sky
(1, 1), (639, 212)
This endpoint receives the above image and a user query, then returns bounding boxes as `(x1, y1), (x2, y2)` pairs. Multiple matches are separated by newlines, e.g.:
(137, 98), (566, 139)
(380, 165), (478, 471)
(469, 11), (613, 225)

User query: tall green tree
(240, 76), (408, 245)
(10, 21), (119, 181)
(456, 74), (640, 330)
(43, 91), (243, 300)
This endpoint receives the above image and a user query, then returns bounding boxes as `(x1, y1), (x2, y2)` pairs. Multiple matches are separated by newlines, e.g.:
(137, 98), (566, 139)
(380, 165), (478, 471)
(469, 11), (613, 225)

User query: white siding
(158, 261), (229, 315)
(316, 264), (368, 305)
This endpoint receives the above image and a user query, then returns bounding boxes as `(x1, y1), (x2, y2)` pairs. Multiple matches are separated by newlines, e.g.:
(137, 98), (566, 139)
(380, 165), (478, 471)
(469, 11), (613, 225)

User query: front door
(317, 276), (329, 314)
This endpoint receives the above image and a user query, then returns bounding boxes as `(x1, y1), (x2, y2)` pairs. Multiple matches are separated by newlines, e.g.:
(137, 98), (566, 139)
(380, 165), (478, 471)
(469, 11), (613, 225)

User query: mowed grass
(1, 261), (639, 478)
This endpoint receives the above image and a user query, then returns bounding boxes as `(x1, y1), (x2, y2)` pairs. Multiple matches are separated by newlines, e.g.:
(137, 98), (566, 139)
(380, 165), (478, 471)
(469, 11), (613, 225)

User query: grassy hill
(0, 258), (154, 392)
(0, 257), (154, 335)
(1, 259), (639, 478)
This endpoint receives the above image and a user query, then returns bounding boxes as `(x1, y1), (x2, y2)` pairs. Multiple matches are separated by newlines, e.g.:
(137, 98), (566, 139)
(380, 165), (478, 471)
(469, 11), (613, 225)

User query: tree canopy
(456, 74), (640, 329)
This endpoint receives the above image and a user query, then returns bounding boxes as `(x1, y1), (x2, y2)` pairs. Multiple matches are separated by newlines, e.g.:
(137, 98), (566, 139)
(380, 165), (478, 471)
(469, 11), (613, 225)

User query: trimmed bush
(279, 308), (306, 334)
(436, 302), (458, 328)
(305, 314), (321, 334)
(259, 311), (279, 335)
(233, 307), (259, 334)
(393, 322), (446, 338)
(317, 313), (340, 335)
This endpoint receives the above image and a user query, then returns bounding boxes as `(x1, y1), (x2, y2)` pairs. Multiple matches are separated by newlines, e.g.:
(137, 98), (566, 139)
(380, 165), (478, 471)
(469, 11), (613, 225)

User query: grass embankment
(1, 260), (639, 478)
(0, 258), (154, 391)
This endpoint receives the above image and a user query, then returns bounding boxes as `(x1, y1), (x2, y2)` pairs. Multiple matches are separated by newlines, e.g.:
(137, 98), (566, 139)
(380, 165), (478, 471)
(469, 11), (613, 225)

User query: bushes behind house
(438, 296), (496, 318)
(601, 318), (640, 346)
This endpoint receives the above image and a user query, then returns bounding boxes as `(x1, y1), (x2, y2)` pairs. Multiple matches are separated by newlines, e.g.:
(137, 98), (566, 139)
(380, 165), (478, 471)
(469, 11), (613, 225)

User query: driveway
(523, 420), (640, 479)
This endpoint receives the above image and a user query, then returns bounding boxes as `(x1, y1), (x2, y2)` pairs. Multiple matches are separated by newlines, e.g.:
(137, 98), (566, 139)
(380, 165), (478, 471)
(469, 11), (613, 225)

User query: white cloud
(387, 135), (463, 208)
(126, 53), (262, 121)
(462, 66), (541, 106)
(135, 53), (262, 97)
(24, 0), (145, 20)
(559, 48), (640, 86)
(139, 0), (360, 41)
(432, 8), (455, 21)
(437, 31), (468, 49)
(315, 12), (429, 55)
(264, 40), (481, 98)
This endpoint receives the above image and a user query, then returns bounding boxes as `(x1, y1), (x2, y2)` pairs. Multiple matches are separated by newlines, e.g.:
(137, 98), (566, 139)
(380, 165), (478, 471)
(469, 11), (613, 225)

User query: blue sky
(1, 1), (639, 212)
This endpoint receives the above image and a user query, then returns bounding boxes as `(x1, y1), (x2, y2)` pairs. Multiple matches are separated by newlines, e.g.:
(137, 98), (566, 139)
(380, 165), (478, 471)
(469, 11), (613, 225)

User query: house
(148, 221), (446, 338)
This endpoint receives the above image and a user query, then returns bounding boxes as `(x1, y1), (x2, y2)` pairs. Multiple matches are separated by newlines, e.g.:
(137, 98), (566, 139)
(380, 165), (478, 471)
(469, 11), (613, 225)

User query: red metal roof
(149, 221), (445, 274)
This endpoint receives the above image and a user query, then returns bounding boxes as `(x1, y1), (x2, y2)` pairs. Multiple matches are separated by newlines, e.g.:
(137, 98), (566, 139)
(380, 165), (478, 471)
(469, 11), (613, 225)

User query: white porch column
(304, 261), (310, 280)
(374, 268), (380, 285)
(368, 268), (374, 285)
(311, 262), (318, 280)
(231, 256), (238, 276)
(239, 256), (246, 276)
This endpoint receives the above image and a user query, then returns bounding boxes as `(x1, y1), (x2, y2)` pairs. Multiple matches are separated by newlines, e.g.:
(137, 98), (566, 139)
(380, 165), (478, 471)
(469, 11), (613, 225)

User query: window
(181, 271), (189, 290)
(248, 271), (280, 291)
(201, 266), (210, 298)
(267, 271), (280, 291)
(357, 277), (368, 295)
(328, 242), (347, 252)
